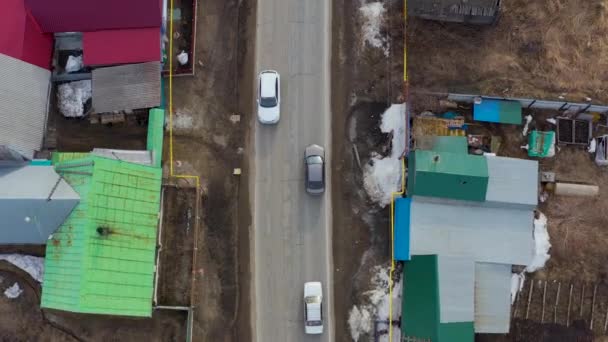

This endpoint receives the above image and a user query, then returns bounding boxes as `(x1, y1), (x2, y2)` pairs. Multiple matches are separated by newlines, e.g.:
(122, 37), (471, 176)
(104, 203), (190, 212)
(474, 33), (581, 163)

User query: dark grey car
(305, 144), (325, 195)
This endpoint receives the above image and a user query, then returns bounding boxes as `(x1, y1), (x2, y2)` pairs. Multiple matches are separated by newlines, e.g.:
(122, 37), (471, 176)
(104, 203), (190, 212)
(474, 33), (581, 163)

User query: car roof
(260, 71), (278, 98)
(308, 163), (323, 183)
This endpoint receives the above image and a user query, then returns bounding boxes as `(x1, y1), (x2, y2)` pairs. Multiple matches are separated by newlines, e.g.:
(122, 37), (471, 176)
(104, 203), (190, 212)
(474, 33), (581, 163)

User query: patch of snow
(359, 2), (388, 55)
(510, 273), (525, 305)
(522, 115), (533, 136)
(0, 254), (44, 283)
(348, 265), (402, 342)
(4, 283), (22, 299)
(172, 110), (194, 129)
(363, 104), (406, 207)
(525, 212), (551, 273)
(58, 80), (92, 118)
(65, 55), (83, 73)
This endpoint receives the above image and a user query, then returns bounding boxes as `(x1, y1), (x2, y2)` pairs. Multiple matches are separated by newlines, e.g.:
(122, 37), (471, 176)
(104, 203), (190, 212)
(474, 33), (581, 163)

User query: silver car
(305, 144), (325, 195)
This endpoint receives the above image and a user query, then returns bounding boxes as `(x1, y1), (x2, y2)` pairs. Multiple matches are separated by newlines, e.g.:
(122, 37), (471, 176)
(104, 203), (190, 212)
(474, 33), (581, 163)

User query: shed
(485, 156), (538, 209)
(41, 156), (162, 317)
(92, 62), (161, 113)
(0, 53), (51, 159)
(401, 255), (475, 342)
(83, 28), (161, 66)
(0, 0), (53, 69)
(408, 150), (489, 202)
(408, 197), (534, 265)
(474, 98), (522, 125)
(408, 0), (500, 25)
(0, 165), (79, 244)
(474, 262), (512, 333)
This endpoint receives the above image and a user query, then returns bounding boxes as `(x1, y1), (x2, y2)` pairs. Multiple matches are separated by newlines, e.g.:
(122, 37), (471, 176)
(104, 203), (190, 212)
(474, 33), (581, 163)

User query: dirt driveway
(167, 0), (256, 341)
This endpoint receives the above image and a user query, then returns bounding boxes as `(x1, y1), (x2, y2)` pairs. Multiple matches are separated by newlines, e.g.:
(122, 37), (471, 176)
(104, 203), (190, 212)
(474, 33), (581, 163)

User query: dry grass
(408, 0), (608, 103)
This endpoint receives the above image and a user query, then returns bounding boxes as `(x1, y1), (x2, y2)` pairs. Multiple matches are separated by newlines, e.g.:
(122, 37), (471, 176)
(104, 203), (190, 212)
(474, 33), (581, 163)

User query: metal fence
(443, 92), (608, 114)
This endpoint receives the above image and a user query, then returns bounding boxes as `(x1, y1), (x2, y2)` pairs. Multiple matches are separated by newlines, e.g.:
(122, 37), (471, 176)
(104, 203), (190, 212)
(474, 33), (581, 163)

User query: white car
(257, 70), (280, 124)
(304, 281), (323, 334)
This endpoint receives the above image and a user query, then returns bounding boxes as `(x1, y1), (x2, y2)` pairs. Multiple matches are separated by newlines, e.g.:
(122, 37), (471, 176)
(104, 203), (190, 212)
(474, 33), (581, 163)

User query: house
(396, 143), (539, 340)
(40, 108), (165, 317)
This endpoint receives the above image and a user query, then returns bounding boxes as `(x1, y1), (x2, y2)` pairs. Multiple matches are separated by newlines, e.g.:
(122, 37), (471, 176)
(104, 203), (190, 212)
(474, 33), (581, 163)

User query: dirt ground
(157, 186), (196, 307)
(408, 0), (608, 104)
(332, 0), (404, 341)
(166, 0), (256, 340)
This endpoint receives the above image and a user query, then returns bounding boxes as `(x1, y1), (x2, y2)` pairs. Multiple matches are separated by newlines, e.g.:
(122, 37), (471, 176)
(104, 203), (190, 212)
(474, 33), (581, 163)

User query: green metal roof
(408, 150), (489, 202)
(430, 136), (468, 154)
(41, 156), (162, 317)
(147, 108), (165, 168)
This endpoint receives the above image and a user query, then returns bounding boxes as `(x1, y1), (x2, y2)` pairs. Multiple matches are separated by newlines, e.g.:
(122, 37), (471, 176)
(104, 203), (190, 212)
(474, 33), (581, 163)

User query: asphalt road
(251, 0), (333, 341)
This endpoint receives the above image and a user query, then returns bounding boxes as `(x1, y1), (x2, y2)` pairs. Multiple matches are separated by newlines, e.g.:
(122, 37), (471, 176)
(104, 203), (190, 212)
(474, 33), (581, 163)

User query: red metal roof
(24, 0), (162, 33)
(0, 0), (52, 69)
(83, 28), (161, 66)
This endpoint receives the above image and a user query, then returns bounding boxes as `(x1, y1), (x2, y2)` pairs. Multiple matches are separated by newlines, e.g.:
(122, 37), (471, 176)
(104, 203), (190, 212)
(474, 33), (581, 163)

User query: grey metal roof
(91, 148), (153, 165)
(92, 62), (161, 113)
(0, 54), (51, 159)
(437, 256), (475, 323)
(474, 262), (512, 333)
(409, 197), (534, 265)
(0, 165), (79, 244)
(485, 156), (538, 209)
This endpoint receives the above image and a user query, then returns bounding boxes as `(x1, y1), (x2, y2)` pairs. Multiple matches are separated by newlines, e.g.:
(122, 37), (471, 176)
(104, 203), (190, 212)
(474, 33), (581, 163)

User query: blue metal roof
(394, 197), (411, 261)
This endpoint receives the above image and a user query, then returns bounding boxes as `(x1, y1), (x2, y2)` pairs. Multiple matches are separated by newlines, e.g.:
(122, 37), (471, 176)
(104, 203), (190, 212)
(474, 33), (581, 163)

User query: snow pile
(510, 273), (525, 305)
(522, 115), (532, 136)
(526, 212), (551, 273)
(0, 254), (44, 283)
(363, 104), (406, 208)
(65, 55), (83, 73)
(359, 2), (388, 55)
(4, 283), (22, 299)
(172, 110), (194, 129)
(348, 266), (402, 342)
(58, 80), (92, 117)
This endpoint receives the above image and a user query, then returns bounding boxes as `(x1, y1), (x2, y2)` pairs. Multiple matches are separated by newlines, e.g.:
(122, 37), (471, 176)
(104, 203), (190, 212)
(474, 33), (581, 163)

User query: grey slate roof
(475, 262), (512, 333)
(0, 54), (51, 159)
(409, 196), (534, 266)
(0, 165), (79, 244)
(92, 62), (161, 113)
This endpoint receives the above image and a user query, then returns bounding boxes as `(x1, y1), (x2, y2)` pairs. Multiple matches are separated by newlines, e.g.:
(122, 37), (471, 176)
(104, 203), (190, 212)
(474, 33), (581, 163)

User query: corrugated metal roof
(24, 0), (162, 33)
(41, 156), (162, 316)
(409, 0), (500, 24)
(402, 255), (440, 341)
(409, 150), (489, 202)
(146, 108), (165, 168)
(394, 197), (411, 261)
(409, 197), (534, 265)
(0, 53), (50, 159)
(474, 99), (522, 125)
(83, 28), (161, 66)
(1, 0), (53, 69)
(437, 256), (475, 323)
(474, 262), (512, 333)
(0, 165), (79, 244)
(92, 62), (161, 113)
(91, 149), (153, 165)
(485, 156), (538, 209)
